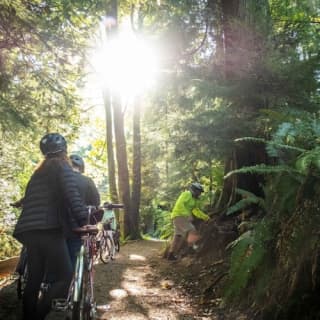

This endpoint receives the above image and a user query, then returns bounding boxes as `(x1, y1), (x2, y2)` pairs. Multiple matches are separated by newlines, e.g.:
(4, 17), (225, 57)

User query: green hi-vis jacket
(171, 191), (210, 221)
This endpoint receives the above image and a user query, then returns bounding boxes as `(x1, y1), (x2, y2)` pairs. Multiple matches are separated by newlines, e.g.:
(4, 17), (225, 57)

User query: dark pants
(67, 237), (82, 269)
(22, 231), (73, 320)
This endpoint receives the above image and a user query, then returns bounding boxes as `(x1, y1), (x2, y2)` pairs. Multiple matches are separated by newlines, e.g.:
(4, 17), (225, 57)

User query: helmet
(40, 133), (67, 156)
(190, 182), (204, 193)
(70, 154), (85, 173)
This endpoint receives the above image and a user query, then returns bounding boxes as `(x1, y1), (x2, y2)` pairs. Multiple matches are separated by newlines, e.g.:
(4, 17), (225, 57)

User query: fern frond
(235, 137), (305, 152)
(224, 164), (298, 179)
(226, 188), (265, 216)
(225, 218), (275, 300)
(296, 147), (320, 174)
(226, 230), (253, 250)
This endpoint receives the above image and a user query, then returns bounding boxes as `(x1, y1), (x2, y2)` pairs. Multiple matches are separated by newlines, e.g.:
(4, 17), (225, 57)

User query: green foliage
(0, 0), (105, 257)
(295, 147), (320, 174)
(224, 122), (320, 316)
(226, 188), (265, 216)
(225, 217), (276, 301)
(0, 230), (21, 260)
(225, 163), (298, 179)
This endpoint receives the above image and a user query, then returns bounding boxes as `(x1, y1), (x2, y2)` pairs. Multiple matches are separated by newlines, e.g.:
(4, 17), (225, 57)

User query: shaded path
(0, 239), (239, 320)
(94, 239), (199, 320)
(0, 240), (199, 320)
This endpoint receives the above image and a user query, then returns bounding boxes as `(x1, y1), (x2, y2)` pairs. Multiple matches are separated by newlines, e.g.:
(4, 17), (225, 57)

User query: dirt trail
(0, 240), (210, 320)
(94, 239), (199, 320)
(0, 239), (249, 320)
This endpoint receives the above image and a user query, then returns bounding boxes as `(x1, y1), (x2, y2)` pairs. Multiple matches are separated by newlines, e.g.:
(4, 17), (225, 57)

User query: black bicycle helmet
(70, 154), (85, 173)
(190, 182), (204, 193)
(40, 133), (67, 156)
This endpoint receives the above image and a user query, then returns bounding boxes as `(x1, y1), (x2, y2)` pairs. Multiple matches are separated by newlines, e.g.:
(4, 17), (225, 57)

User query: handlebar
(87, 203), (123, 225)
(87, 203), (124, 212)
(102, 203), (124, 210)
(73, 224), (99, 235)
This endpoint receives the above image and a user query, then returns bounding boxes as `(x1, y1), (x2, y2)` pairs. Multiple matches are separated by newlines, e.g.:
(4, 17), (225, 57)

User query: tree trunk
(103, 89), (119, 205)
(131, 99), (141, 239)
(220, 0), (240, 79)
(113, 97), (131, 238)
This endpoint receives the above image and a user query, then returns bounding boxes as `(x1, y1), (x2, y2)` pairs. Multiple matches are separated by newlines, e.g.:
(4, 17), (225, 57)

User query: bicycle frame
(53, 227), (98, 320)
(71, 229), (98, 319)
(53, 203), (123, 318)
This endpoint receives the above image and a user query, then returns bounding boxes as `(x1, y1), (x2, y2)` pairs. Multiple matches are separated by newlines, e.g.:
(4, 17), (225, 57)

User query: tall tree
(103, 89), (119, 205)
(113, 100), (132, 237)
(131, 98), (142, 239)
(105, 0), (132, 238)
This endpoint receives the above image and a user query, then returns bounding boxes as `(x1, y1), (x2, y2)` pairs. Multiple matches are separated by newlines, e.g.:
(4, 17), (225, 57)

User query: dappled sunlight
(129, 254), (147, 261)
(121, 265), (159, 297)
(109, 288), (128, 300)
(148, 308), (179, 320)
(93, 241), (196, 320)
(98, 312), (150, 320)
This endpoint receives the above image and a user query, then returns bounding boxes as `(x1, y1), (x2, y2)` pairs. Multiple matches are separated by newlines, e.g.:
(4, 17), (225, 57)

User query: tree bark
(220, 0), (240, 79)
(131, 99), (141, 239)
(113, 97), (131, 238)
(103, 89), (119, 205)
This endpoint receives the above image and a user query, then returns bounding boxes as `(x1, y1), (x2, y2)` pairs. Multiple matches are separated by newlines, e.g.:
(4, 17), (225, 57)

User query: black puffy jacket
(65, 171), (100, 238)
(73, 172), (100, 207)
(13, 159), (88, 243)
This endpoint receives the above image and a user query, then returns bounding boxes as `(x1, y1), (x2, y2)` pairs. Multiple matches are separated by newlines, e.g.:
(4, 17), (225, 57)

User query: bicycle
(91, 203), (123, 264)
(53, 204), (123, 319)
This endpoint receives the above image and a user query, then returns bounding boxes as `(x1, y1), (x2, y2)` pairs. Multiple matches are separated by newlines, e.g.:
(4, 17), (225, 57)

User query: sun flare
(91, 21), (158, 99)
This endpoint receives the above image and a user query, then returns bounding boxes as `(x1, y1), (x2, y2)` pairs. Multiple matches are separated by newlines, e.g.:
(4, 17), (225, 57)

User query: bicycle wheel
(113, 231), (120, 253)
(72, 266), (92, 320)
(99, 236), (111, 264)
(72, 247), (85, 320)
(106, 235), (116, 260)
(84, 268), (96, 320)
(115, 239), (120, 253)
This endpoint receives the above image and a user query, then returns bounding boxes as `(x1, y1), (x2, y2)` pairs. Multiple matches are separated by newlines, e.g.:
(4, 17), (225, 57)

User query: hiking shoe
(167, 252), (178, 261)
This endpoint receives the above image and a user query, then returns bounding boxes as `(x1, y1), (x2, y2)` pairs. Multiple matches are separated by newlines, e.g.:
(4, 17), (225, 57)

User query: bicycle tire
(72, 266), (91, 320)
(78, 270), (90, 320)
(108, 236), (116, 260)
(115, 239), (120, 253)
(72, 247), (85, 320)
(81, 251), (95, 319)
(99, 236), (111, 264)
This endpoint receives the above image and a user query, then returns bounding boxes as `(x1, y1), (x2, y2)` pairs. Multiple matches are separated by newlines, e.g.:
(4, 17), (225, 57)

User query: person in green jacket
(167, 182), (210, 261)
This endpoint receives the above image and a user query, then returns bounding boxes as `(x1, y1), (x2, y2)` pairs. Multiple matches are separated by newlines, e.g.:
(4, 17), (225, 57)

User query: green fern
(224, 163), (298, 179)
(235, 137), (305, 156)
(225, 218), (275, 300)
(295, 147), (320, 174)
(227, 188), (265, 216)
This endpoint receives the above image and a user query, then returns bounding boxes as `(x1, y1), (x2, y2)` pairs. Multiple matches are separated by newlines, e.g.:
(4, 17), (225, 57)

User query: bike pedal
(51, 298), (69, 311)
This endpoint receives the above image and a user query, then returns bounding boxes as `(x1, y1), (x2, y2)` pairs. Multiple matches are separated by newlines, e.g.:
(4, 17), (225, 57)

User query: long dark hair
(35, 151), (71, 174)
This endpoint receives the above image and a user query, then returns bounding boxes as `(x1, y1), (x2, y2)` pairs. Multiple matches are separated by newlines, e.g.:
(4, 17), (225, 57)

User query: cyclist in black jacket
(67, 154), (100, 266)
(13, 133), (88, 320)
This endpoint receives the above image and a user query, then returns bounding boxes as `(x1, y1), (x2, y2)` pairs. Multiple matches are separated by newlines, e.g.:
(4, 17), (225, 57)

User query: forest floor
(0, 239), (251, 320)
